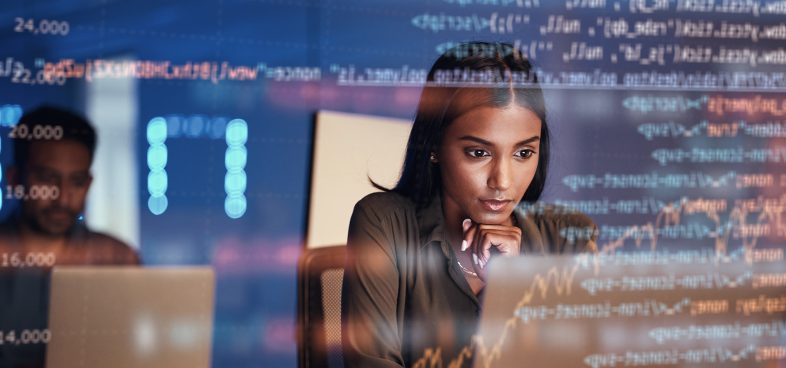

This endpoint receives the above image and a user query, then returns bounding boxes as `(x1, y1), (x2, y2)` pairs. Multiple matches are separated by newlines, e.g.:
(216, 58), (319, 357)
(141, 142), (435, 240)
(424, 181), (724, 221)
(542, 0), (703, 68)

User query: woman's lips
(479, 199), (511, 212)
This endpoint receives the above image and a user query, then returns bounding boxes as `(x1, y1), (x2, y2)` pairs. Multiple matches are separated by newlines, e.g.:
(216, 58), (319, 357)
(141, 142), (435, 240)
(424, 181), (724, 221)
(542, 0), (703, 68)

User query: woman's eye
(466, 149), (489, 158)
(516, 149), (535, 158)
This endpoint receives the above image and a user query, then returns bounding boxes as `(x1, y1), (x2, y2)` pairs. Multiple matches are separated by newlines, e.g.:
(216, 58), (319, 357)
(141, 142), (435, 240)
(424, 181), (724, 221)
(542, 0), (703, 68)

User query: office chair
(297, 245), (346, 368)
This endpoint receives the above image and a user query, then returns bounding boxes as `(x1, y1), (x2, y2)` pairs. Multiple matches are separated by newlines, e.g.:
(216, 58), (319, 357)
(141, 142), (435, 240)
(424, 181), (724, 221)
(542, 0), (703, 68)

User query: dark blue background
(1, 1), (782, 366)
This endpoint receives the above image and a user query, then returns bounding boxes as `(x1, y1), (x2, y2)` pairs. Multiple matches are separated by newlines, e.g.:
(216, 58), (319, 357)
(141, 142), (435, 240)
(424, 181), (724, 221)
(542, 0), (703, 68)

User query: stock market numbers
(1, 252), (56, 269)
(13, 18), (69, 36)
(0, 329), (50, 347)
(146, 115), (248, 219)
(467, 251), (786, 368)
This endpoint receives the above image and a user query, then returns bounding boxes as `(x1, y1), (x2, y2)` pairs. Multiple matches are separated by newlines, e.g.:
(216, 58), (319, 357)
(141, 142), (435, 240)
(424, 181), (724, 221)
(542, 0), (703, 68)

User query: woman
(341, 42), (597, 368)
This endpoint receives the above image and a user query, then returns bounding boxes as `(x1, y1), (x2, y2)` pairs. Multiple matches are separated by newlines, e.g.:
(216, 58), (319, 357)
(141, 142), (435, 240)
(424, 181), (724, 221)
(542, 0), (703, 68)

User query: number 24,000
(14, 18), (69, 36)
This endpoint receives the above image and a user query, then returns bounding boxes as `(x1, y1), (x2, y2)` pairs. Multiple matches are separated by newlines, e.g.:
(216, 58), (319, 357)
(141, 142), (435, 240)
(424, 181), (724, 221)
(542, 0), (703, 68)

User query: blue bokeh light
(148, 195), (168, 216)
(226, 119), (248, 146)
(210, 117), (227, 139)
(148, 114), (248, 219)
(147, 170), (169, 197)
(224, 119), (248, 219)
(147, 117), (169, 215)
(186, 115), (206, 137)
(224, 146), (247, 171)
(224, 171), (247, 195)
(147, 145), (168, 170)
(0, 105), (22, 127)
(166, 116), (181, 138)
(146, 117), (168, 145)
(224, 195), (247, 219)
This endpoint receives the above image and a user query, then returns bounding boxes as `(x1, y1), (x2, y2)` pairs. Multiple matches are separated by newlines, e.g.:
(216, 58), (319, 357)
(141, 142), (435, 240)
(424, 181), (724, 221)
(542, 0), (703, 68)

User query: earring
(429, 152), (438, 163)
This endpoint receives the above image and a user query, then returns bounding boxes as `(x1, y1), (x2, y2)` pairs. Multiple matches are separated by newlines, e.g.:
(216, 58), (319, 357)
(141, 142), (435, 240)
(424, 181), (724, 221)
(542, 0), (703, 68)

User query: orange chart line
(413, 197), (786, 368)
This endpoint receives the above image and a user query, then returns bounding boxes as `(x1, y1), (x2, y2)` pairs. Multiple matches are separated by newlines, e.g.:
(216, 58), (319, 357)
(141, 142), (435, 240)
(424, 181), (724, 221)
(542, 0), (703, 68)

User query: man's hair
(13, 105), (97, 169)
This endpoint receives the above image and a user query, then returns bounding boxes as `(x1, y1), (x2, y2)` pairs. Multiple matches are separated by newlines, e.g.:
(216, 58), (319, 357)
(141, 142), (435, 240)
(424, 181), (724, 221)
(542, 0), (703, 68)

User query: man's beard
(25, 205), (79, 237)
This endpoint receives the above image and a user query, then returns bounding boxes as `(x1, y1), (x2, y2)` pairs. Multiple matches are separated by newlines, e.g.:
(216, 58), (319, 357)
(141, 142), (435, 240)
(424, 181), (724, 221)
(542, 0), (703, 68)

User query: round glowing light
(166, 116), (182, 138)
(147, 145), (168, 170)
(224, 146), (247, 171)
(225, 119), (248, 147)
(186, 115), (206, 138)
(146, 117), (168, 144)
(147, 170), (168, 197)
(148, 195), (168, 216)
(224, 171), (247, 196)
(224, 195), (247, 219)
(209, 118), (227, 139)
(1, 105), (22, 127)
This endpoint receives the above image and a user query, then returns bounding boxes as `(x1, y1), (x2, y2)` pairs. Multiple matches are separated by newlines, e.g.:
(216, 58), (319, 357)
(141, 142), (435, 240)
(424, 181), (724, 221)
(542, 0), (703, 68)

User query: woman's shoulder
(348, 192), (420, 254)
(353, 191), (416, 216)
(350, 192), (419, 234)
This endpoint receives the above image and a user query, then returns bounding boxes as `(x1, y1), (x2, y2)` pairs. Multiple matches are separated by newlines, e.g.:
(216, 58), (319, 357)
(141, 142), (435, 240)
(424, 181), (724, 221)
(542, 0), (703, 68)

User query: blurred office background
(1, 1), (784, 366)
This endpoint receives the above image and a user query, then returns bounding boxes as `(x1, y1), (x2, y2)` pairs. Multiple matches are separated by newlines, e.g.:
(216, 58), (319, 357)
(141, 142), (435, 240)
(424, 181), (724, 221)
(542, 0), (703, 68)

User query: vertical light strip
(224, 119), (247, 219)
(146, 117), (168, 215)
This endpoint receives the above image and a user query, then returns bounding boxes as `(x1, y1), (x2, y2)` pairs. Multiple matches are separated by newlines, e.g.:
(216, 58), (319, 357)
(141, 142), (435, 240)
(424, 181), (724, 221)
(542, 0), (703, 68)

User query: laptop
(45, 267), (215, 368)
(473, 252), (786, 368)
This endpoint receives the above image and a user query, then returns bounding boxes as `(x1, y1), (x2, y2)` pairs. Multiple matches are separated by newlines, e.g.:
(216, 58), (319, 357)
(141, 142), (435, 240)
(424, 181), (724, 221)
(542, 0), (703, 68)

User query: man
(0, 106), (140, 367)
(0, 105), (139, 266)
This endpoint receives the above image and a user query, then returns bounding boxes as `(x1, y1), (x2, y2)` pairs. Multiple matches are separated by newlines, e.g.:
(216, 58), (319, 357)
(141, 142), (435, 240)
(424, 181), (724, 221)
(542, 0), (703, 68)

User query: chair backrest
(297, 245), (347, 368)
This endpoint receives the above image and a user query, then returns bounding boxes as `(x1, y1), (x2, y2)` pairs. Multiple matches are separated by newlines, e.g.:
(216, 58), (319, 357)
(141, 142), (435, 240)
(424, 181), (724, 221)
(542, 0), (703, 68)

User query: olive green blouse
(341, 192), (597, 368)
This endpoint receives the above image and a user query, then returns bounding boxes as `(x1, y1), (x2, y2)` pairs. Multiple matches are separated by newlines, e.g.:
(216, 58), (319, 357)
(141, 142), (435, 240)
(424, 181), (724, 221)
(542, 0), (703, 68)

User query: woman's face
(438, 104), (541, 225)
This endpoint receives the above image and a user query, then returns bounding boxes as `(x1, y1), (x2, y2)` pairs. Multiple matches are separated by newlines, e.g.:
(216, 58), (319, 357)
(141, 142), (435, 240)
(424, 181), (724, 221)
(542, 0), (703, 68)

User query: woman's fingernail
(462, 219), (471, 231)
(461, 240), (469, 252)
(480, 259), (486, 269)
(472, 253), (479, 265)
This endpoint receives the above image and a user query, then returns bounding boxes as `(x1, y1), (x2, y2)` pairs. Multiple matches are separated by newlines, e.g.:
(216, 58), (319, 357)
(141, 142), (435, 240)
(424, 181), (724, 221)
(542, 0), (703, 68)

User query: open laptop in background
(473, 252), (786, 368)
(46, 267), (215, 368)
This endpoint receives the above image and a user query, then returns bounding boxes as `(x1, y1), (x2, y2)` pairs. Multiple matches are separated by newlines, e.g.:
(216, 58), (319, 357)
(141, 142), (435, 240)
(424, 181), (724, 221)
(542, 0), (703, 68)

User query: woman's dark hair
(383, 41), (550, 209)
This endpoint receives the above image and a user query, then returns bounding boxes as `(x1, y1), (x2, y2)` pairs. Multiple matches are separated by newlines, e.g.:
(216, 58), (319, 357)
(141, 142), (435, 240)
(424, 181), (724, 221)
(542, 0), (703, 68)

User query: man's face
(20, 140), (92, 237)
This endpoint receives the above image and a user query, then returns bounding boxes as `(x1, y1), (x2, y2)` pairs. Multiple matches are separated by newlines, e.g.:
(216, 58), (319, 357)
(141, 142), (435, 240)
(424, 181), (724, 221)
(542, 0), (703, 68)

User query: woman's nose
(487, 157), (511, 192)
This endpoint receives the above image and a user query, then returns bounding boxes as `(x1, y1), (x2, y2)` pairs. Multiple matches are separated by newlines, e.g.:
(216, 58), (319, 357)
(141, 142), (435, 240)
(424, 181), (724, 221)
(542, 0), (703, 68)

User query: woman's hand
(461, 218), (521, 280)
